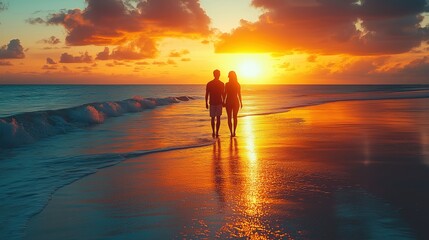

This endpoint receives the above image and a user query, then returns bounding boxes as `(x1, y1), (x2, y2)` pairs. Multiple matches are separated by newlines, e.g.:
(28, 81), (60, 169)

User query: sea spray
(0, 96), (194, 149)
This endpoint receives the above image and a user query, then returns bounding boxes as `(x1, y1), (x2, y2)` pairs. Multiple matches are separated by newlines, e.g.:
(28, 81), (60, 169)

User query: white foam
(0, 96), (194, 149)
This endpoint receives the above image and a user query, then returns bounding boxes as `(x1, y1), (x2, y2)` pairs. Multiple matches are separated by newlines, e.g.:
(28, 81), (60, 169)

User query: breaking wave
(0, 96), (194, 148)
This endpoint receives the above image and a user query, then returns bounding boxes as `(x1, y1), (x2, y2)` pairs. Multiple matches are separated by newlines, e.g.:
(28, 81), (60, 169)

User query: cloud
(59, 52), (93, 63)
(152, 61), (167, 66)
(168, 49), (189, 57)
(0, 60), (12, 66)
(0, 1), (7, 13)
(105, 60), (131, 67)
(46, 57), (57, 64)
(26, 17), (45, 24)
(181, 57), (191, 62)
(0, 39), (25, 59)
(32, 0), (211, 58)
(42, 65), (58, 70)
(216, 0), (429, 55)
(76, 66), (93, 72)
(39, 36), (61, 45)
(307, 55), (317, 63)
(299, 55), (429, 83)
(383, 56), (429, 82)
(135, 61), (150, 65)
(96, 47), (110, 60)
(0, 1), (7, 24)
(96, 38), (157, 60)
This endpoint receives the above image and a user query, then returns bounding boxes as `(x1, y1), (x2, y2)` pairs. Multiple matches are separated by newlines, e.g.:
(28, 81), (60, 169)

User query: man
(205, 69), (224, 138)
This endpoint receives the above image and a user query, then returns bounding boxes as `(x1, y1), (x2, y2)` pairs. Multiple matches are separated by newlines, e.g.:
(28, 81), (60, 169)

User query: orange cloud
(168, 49), (190, 58)
(96, 37), (157, 60)
(59, 52), (93, 63)
(302, 56), (429, 83)
(0, 60), (12, 66)
(30, 0), (211, 53)
(216, 0), (429, 55)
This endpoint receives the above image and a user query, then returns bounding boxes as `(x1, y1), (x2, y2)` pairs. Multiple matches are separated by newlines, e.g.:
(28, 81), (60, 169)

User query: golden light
(238, 59), (262, 79)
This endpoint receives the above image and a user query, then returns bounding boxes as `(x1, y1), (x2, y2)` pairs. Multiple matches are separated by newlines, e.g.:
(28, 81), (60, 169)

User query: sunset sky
(1, 0), (429, 84)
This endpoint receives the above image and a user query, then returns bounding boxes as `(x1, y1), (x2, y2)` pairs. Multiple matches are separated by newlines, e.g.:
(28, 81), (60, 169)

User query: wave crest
(0, 96), (194, 149)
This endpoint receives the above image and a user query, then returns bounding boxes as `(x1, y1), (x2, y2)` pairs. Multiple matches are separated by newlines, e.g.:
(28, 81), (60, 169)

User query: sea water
(1, 84), (429, 239)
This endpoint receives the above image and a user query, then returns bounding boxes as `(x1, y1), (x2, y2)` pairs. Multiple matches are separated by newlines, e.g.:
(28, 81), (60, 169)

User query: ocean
(1, 84), (429, 239)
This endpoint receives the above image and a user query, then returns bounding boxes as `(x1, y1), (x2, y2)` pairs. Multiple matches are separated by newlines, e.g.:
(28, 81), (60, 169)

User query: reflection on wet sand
(213, 138), (225, 206)
(25, 98), (429, 239)
(213, 117), (289, 239)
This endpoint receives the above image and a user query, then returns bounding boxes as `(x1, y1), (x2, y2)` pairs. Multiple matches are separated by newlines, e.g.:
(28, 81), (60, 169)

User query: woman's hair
(228, 71), (238, 84)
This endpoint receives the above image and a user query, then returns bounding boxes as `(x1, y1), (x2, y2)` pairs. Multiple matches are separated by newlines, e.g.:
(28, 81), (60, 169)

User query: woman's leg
(226, 107), (233, 136)
(232, 105), (239, 136)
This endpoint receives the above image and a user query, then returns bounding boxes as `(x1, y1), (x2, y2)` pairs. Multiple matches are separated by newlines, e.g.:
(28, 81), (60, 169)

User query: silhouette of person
(223, 71), (243, 137)
(206, 69), (225, 138)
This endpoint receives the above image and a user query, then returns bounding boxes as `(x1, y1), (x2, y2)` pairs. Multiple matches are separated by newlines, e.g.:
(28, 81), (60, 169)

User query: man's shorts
(210, 104), (223, 117)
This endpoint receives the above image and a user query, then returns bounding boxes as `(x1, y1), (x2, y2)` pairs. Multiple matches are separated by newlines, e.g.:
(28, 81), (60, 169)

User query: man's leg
(211, 117), (215, 137)
(216, 116), (221, 137)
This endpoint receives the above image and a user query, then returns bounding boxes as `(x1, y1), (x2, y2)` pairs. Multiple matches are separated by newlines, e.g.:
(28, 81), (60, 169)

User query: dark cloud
(216, 0), (429, 55)
(46, 57), (57, 64)
(40, 36), (61, 45)
(59, 52), (93, 63)
(96, 47), (110, 60)
(26, 17), (45, 24)
(181, 57), (191, 62)
(0, 60), (12, 66)
(33, 0), (210, 58)
(137, 0), (210, 33)
(0, 39), (25, 59)
(168, 49), (189, 57)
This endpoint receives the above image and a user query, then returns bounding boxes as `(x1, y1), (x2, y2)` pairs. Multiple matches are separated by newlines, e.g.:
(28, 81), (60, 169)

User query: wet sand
(25, 98), (429, 239)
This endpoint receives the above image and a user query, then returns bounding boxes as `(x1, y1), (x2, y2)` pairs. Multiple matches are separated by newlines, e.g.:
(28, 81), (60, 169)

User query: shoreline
(24, 98), (429, 239)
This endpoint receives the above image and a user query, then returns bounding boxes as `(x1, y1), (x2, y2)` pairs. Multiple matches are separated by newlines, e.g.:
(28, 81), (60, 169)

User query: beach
(23, 98), (429, 239)
(3, 0), (429, 238)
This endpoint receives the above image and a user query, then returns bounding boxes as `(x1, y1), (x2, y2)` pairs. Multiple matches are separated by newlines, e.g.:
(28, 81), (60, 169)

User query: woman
(223, 71), (243, 137)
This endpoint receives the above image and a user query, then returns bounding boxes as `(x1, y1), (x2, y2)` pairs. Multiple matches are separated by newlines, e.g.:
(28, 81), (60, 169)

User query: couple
(205, 69), (243, 138)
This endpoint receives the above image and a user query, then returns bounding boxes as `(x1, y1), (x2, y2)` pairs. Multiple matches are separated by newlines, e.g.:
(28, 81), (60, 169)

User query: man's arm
(205, 84), (209, 109)
(222, 83), (226, 106)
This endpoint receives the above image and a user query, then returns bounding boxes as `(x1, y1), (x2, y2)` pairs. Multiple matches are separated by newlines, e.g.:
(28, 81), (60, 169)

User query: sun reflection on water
(244, 117), (260, 217)
(216, 117), (288, 239)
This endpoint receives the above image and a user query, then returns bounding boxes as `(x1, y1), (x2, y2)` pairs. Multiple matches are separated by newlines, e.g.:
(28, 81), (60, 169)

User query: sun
(237, 60), (262, 79)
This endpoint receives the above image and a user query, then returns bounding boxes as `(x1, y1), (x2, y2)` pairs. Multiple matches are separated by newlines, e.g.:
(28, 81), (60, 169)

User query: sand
(24, 98), (429, 239)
